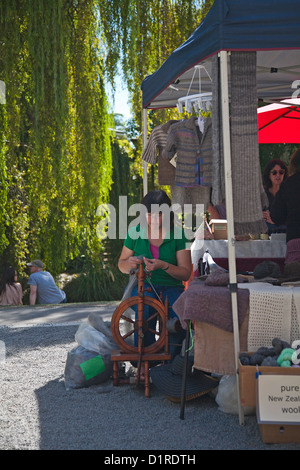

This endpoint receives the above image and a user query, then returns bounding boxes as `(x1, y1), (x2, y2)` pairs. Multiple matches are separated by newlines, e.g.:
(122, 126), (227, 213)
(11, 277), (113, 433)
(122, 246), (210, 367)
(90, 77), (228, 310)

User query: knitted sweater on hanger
(142, 120), (178, 165)
(142, 120), (177, 185)
(162, 117), (212, 187)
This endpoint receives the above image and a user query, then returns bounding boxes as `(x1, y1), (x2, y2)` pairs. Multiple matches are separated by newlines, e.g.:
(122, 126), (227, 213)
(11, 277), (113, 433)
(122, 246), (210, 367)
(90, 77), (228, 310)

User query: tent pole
(142, 108), (148, 196)
(219, 51), (244, 426)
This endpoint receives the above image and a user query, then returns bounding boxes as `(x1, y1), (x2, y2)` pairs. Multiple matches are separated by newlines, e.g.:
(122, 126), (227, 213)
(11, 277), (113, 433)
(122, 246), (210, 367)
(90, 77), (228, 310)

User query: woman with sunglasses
(271, 149), (300, 264)
(262, 159), (288, 235)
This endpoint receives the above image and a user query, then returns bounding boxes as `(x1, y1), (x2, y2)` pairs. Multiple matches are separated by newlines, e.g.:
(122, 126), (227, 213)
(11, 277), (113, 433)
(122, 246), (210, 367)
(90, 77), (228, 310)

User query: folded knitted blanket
(238, 283), (296, 351)
(173, 279), (249, 332)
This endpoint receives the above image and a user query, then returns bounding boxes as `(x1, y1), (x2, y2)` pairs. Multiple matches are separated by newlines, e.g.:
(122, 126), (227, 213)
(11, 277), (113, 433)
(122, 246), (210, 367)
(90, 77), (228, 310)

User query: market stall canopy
(141, 0), (300, 109)
(258, 99), (300, 144)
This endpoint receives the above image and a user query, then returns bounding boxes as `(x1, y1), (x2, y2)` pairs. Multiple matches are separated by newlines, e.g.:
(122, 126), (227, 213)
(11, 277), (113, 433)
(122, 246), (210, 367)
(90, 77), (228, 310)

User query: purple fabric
(285, 238), (300, 264)
(173, 279), (249, 332)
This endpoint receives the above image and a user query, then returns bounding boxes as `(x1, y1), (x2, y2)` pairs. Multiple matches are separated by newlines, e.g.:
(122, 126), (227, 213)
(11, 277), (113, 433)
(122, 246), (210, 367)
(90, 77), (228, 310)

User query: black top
(264, 188), (286, 235)
(270, 173), (300, 243)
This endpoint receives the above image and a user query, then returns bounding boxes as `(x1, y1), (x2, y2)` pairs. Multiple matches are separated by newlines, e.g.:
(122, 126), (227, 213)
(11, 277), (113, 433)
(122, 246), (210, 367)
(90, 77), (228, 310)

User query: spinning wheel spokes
(111, 295), (168, 354)
(147, 311), (160, 323)
(120, 313), (135, 324)
(121, 329), (135, 340)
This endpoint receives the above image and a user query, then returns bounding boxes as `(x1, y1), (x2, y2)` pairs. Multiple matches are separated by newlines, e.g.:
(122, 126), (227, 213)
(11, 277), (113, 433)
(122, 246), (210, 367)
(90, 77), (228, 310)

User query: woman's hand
(263, 210), (274, 224)
(118, 246), (143, 274)
(143, 257), (168, 272)
(127, 256), (143, 272)
(143, 250), (192, 282)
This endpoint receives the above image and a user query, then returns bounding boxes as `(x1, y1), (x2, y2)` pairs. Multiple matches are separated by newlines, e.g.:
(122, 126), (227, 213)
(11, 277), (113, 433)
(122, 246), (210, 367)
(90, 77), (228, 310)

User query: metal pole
(180, 325), (191, 420)
(142, 107), (148, 196)
(219, 51), (244, 425)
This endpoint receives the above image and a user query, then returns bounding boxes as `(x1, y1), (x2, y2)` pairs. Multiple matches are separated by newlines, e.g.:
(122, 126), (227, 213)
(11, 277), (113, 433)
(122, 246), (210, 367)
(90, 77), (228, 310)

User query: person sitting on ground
(118, 189), (192, 364)
(0, 266), (23, 306)
(270, 149), (300, 264)
(27, 259), (66, 305)
(262, 158), (288, 235)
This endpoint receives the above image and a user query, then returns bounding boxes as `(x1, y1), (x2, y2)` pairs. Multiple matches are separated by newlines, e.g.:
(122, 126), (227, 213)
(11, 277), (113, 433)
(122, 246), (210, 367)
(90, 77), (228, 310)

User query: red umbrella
(258, 99), (300, 143)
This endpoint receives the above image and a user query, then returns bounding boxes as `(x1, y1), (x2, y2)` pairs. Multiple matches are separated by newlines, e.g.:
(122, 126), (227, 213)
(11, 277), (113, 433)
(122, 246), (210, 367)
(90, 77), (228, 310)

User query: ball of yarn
(261, 356), (278, 367)
(292, 350), (300, 365)
(277, 348), (295, 367)
(239, 356), (250, 366)
(291, 340), (300, 351)
(250, 353), (264, 366)
(272, 337), (291, 355)
(256, 346), (276, 357)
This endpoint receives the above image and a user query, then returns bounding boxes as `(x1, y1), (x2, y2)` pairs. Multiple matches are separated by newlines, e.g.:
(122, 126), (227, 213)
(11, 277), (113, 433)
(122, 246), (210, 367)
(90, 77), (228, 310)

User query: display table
(191, 238), (287, 273)
(173, 279), (300, 376)
(173, 279), (250, 375)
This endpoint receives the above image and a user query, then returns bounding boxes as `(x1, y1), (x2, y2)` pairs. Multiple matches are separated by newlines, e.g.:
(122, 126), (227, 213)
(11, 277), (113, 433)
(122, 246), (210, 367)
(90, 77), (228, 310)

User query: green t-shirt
(123, 224), (189, 286)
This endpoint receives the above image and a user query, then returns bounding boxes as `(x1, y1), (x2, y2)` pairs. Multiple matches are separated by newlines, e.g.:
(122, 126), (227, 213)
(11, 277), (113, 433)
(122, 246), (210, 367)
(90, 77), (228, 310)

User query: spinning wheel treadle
(110, 264), (171, 397)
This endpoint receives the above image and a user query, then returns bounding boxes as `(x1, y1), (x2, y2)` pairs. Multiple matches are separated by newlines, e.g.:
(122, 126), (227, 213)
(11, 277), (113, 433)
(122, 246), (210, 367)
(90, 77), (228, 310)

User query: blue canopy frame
(141, 0), (300, 109)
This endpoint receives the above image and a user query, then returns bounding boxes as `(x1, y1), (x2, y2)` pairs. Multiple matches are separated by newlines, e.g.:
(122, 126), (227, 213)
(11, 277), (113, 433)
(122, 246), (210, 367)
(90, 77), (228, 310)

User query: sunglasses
(270, 169), (285, 176)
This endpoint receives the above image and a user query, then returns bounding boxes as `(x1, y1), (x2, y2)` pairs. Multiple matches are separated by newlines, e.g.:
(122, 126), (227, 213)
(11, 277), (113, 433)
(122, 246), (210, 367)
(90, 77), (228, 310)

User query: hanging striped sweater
(142, 120), (178, 164)
(162, 117), (213, 187)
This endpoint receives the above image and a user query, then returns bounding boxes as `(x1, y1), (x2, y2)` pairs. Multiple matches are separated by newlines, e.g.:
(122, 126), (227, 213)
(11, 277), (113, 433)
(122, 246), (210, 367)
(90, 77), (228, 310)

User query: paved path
(0, 301), (119, 327)
(2, 301), (300, 450)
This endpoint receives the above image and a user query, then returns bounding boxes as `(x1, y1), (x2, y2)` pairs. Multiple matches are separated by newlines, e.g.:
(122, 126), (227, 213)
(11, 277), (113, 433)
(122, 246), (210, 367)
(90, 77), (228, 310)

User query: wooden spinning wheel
(110, 263), (171, 397)
(111, 291), (168, 354)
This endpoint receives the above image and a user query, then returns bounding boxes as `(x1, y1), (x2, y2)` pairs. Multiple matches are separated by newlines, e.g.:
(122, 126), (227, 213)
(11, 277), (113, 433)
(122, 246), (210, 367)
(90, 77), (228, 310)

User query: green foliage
(0, 1), (113, 277)
(259, 144), (298, 174)
(98, 0), (212, 135)
(63, 259), (128, 302)
(0, 106), (9, 254)
(0, 0), (215, 300)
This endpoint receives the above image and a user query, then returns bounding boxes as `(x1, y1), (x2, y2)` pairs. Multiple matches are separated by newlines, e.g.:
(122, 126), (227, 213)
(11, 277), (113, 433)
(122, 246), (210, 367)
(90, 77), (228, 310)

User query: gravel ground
(1, 323), (300, 452)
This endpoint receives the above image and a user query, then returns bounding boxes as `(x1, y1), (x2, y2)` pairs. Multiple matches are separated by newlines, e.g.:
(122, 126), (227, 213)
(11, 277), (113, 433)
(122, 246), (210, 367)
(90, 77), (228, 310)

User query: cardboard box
(259, 424), (300, 444)
(238, 354), (300, 408)
(209, 219), (227, 240)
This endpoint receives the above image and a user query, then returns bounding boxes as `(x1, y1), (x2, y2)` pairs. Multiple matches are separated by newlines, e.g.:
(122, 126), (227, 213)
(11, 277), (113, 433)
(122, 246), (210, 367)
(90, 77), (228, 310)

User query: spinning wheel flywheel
(110, 263), (171, 397)
(111, 293), (168, 354)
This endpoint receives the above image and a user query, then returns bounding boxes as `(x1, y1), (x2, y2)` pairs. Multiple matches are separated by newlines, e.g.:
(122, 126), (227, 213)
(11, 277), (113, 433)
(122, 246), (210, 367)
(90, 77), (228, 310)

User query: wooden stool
(110, 264), (171, 397)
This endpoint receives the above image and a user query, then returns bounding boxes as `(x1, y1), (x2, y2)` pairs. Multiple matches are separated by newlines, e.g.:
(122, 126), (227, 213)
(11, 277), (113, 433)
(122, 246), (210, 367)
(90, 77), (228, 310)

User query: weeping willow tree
(98, 0), (214, 122)
(0, 0), (113, 276)
(98, 0), (214, 188)
(0, 0), (213, 280)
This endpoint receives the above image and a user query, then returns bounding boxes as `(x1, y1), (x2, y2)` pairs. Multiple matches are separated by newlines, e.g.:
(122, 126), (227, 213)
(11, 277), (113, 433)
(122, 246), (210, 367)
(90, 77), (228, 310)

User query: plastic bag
(215, 375), (255, 415)
(64, 345), (112, 390)
(75, 321), (116, 355)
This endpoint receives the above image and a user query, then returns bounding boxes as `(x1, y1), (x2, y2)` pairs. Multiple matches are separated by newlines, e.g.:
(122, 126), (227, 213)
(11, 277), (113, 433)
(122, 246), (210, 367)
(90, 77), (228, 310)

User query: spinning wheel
(110, 263), (171, 397)
(111, 293), (168, 354)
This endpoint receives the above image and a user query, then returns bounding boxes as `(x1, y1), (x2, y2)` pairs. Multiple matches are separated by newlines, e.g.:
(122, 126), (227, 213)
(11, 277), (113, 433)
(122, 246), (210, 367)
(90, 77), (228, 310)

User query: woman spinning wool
(118, 190), (192, 362)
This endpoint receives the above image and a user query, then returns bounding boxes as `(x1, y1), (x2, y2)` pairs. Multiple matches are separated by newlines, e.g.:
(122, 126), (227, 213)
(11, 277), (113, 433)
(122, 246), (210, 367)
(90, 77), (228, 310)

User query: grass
(62, 263), (127, 303)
